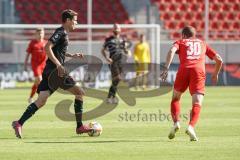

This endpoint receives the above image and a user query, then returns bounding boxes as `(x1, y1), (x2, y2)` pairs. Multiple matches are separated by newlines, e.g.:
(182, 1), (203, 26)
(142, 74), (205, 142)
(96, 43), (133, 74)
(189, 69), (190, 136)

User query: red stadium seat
(178, 21), (187, 29)
(179, 4), (189, 12)
(209, 32), (218, 40)
(210, 21), (220, 30)
(222, 22), (231, 30)
(162, 13), (172, 21)
(195, 13), (203, 20)
(170, 32), (181, 40)
(227, 13), (236, 21)
(169, 4), (177, 11)
(165, 21), (176, 30)
(222, 3), (232, 11)
(190, 3), (204, 12)
(211, 3), (221, 11)
(159, 4), (168, 11)
(173, 12), (183, 21)
(227, 0), (238, 3)
(186, 0), (195, 3)
(216, 12), (225, 21)
(217, 32), (228, 40)
(233, 4), (240, 11)
(190, 21), (199, 29)
(184, 12), (192, 20)
(233, 22), (240, 30)
(209, 12), (216, 20)
(175, 0), (186, 3)
(196, 0), (204, 3)
(217, 0), (227, 3)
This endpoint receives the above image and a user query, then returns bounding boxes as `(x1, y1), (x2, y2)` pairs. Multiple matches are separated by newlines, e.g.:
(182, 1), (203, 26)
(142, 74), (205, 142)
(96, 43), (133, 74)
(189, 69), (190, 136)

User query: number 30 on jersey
(186, 41), (201, 60)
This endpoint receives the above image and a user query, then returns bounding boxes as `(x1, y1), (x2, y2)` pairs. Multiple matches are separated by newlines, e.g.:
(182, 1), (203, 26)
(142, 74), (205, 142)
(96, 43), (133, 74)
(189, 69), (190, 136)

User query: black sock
(108, 79), (120, 98)
(108, 85), (115, 98)
(18, 103), (39, 126)
(74, 99), (83, 128)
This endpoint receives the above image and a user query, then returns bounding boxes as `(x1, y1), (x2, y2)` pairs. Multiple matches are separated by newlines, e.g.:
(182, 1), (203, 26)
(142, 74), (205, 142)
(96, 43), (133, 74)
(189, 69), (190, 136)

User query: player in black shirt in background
(12, 9), (92, 138)
(102, 24), (131, 104)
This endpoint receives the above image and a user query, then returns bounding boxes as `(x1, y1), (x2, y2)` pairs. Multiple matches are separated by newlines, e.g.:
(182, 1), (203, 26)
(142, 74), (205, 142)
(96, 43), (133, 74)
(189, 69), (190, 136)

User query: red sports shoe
(12, 121), (22, 139)
(76, 124), (93, 134)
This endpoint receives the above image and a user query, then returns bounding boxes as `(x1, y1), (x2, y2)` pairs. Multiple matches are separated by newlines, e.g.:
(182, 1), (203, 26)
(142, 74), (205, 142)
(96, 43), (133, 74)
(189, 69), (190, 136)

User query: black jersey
(44, 27), (69, 74)
(103, 36), (127, 61)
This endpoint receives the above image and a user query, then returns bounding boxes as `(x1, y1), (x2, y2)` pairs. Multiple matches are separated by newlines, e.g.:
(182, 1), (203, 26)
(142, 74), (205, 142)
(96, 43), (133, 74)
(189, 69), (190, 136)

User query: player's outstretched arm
(164, 46), (177, 69)
(211, 54), (223, 85)
(160, 46), (178, 81)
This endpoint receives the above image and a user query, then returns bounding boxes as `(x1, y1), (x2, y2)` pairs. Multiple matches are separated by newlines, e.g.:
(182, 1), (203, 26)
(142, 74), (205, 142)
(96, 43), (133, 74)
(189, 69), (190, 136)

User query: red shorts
(32, 64), (45, 77)
(174, 67), (206, 95)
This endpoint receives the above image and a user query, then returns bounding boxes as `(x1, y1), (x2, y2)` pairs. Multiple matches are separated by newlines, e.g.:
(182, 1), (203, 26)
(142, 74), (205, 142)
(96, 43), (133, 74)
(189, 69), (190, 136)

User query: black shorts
(109, 62), (122, 78)
(37, 69), (76, 95)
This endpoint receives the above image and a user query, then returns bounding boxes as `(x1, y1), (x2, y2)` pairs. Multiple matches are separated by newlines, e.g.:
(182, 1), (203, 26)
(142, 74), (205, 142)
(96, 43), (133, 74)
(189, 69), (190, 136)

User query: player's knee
(75, 94), (83, 101)
(35, 97), (47, 108)
(172, 92), (181, 101)
(172, 96), (180, 101)
(35, 77), (42, 85)
(112, 77), (121, 86)
(74, 87), (85, 96)
(172, 94), (181, 101)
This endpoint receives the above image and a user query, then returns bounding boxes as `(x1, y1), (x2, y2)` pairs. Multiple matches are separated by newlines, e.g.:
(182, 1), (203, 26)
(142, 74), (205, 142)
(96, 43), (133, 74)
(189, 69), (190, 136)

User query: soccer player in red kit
(160, 26), (223, 141)
(24, 28), (47, 103)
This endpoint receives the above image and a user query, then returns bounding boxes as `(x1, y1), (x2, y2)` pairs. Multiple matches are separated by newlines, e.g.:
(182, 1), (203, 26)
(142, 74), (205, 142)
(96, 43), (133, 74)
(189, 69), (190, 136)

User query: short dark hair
(62, 9), (78, 23)
(182, 26), (196, 38)
(36, 28), (44, 32)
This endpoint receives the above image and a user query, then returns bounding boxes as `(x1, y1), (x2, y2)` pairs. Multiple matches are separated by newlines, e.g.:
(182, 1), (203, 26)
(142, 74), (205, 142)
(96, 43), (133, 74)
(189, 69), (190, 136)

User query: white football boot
(185, 125), (198, 141)
(112, 97), (119, 104)
(168, 121), (181, 139)
(107, 98), (113, 104)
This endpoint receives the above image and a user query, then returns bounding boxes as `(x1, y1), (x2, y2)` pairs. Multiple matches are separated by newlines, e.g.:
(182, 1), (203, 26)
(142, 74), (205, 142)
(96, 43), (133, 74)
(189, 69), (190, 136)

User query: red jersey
(173, 38), (217, 70)
(26, 39), (47, 67)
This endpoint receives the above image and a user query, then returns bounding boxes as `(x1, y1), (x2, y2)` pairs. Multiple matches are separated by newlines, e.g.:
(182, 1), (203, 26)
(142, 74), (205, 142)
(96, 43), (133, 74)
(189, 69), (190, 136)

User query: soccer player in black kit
(102, 24), (131, 104)
(12, 9), (92, 138)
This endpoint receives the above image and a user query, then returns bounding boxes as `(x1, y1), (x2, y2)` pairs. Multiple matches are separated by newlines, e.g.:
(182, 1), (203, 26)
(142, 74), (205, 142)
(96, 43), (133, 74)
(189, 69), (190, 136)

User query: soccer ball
(88, 122), (102, 137)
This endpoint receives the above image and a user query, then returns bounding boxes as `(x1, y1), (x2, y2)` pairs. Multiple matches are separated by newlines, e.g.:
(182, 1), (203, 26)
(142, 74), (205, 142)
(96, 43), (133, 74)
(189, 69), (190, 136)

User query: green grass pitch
(0, 87), (240, 160)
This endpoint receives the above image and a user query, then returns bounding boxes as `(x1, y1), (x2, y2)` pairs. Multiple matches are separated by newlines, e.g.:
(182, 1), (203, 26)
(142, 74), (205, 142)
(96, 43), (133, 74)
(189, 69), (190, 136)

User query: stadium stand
(151, 0), (240, 40)
(14, 0), (134, 40)
(15, 0), (132, 24)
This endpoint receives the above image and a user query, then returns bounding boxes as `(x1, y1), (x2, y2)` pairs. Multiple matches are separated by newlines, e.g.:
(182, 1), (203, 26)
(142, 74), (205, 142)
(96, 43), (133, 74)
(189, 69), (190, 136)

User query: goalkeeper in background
(134, 34), (151, 90)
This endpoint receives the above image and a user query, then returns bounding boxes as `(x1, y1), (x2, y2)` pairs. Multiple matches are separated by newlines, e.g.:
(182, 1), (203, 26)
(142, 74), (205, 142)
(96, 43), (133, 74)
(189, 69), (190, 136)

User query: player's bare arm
(101, 48), (112, 64)
(160, 46), (178, 81)
(124, 40), (132, 57)
(45, 41), (65, 77)
(124, 48), (132, 57)
(65, 52), (84, 59)
(211, 54), (223, 85)
(24, 52), (30, 71)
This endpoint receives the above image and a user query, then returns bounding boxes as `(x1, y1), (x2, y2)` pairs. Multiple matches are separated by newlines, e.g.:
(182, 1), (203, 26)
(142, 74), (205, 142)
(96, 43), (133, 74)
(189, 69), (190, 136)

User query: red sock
(189, 104), (201, 127)
(30, 84), (38, 98)
(171, 99), (180, 123)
